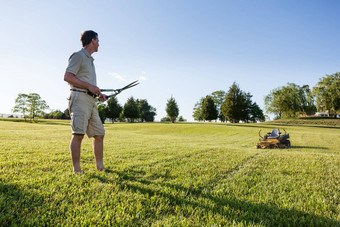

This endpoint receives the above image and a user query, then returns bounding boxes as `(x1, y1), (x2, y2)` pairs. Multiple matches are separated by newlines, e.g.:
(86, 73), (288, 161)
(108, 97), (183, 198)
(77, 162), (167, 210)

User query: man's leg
(93, 135), (105, 171)
(70, 134), (84, 173)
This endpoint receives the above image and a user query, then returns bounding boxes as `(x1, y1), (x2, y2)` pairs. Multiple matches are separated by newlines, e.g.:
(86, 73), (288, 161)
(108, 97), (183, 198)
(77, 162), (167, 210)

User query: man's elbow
(64, 72), (73, 83)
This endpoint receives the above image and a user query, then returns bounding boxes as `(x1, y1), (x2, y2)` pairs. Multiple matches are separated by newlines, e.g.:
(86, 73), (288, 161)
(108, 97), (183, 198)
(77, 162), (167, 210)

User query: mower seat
(268, 129), (280, 139)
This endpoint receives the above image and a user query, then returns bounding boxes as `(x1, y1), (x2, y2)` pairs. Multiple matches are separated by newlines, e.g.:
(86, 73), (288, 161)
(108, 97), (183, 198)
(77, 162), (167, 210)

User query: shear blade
(101, 80), (139, 98)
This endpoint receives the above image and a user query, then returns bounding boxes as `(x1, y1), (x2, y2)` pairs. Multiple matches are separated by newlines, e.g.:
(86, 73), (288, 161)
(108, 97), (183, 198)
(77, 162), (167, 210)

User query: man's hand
(88, 85), (101, 96)
(87, 85), (107, 101)
(98, 94), (108, 102)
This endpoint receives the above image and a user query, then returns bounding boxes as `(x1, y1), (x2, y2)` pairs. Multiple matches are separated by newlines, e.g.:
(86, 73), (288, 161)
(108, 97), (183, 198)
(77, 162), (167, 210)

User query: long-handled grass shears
(100, 80), (139, 98)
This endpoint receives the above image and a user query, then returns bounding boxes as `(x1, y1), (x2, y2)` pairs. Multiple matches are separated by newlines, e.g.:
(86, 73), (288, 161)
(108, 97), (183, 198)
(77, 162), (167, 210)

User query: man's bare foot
(96, 166), (106, 171)
(73, 169), (83, 174)
(96, 161), (105, 171)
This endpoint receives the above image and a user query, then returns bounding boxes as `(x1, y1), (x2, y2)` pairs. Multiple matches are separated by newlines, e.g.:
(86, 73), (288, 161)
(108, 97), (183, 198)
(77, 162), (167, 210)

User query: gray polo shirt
(66, 48), (97, 88)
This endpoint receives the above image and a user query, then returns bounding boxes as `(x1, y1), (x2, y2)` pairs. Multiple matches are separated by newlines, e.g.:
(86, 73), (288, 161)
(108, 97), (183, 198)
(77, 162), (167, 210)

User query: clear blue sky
(1, 0), (339, 121)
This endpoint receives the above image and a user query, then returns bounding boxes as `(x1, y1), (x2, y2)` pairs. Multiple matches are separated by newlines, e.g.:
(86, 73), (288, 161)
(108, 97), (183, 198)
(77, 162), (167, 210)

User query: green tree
(119, 112), (126, 122)
(13, 93), (29, 121)
(201, 95), (218, 122)
(192, 98), (204, 121)
(166, 96), (179, 123)
(136, 99), (157, 122)
(106, 96), (123, 123)
(64, 108), (70, 120)
(296, 85), (315, 116)
(313, 72), (340, 117)
(264, 88), (283, 119)
(242, 92), (253, 123)
(97, 103), (108, 124)
(52, 110), (63, 119)
(47, 111), (55, 119)
(26, 93), (49, 121)
(265, 83), (316, 119)
(249, 102), (266, 122)
(123, 97), (140, 123)
(211, 90), (226, 122)
(221, 82), (248, 123)
(95, 99), (108, 123)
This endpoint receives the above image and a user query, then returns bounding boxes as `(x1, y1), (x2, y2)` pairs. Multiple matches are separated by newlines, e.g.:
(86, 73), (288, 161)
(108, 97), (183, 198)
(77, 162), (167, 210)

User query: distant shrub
(160, 117), (170, 122)
(178, 116), (186, 122)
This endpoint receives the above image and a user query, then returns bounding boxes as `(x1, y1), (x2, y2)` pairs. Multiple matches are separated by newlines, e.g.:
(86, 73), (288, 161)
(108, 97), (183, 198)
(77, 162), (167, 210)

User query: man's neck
(84, 46), (94, 56)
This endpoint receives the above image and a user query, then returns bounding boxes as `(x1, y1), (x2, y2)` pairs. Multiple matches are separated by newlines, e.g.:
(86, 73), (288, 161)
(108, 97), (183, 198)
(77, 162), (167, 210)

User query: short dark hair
(80, 30), (98, 47)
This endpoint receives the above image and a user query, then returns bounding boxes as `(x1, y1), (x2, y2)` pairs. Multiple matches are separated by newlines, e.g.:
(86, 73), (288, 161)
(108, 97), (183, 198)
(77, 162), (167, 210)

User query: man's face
(92, 37), (99, 52)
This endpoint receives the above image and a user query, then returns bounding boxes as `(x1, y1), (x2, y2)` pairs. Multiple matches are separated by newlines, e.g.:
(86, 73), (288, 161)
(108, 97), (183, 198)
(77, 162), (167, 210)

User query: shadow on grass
(0, 118), (70, 126)
(91, 169), (339, 226)
(212, 122), (340, 130)
(183, 120), (340, 130)
(0, 180), (45, 225)
(263, 123), (340, 130)
(35, 120), (70, 126)
(291, 146), (329, 150)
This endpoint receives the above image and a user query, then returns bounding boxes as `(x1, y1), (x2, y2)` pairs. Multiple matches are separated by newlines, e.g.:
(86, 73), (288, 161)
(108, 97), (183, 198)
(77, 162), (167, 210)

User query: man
(64, 30), (107, 173)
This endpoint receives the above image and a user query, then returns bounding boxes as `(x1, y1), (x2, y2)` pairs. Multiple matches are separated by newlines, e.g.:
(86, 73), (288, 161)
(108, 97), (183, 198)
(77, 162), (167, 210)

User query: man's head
(80, 30), (99, 52)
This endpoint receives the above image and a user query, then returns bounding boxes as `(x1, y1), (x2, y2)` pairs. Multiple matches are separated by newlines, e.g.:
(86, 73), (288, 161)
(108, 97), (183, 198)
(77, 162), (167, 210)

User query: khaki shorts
(68, 91), (105, 138)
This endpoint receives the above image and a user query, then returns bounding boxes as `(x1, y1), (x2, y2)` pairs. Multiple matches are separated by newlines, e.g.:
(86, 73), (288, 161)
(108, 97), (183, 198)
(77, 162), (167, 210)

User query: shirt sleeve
(66, 52), (82, 75)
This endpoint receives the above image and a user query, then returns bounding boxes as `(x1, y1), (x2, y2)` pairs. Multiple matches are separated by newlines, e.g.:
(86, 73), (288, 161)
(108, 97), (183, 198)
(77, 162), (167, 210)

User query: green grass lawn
(0, 119), (339, 226)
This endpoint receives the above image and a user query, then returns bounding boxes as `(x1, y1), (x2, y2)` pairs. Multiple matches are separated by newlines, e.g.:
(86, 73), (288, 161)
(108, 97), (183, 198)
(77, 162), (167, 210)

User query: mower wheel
(285, 140), (291, 148)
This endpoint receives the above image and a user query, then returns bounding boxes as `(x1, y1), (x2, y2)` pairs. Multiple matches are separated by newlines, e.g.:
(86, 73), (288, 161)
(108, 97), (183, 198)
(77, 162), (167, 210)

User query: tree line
(193, 72), (340, 122)
(12, 72), (339, 122)
(265, 72), (340, 119)
(96, 96), (157, 123)
(97, 95), (183, 123)
(193, 82), (265, 123)
(12, 93), (183, 123)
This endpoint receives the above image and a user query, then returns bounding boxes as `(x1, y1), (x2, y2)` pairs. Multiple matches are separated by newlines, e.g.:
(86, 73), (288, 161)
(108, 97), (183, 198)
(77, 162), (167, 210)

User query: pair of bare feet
(73, 166), (106, 174)
(70, 134), (106, 175)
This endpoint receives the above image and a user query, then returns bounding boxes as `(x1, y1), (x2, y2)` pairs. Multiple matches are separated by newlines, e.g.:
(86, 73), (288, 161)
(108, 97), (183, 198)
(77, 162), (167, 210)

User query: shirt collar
(81, 48), (94, 60)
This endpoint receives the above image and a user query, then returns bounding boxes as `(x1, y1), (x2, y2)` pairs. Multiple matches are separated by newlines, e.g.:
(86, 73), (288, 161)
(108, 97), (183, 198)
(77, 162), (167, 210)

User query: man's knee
(93, 135), (104, 141)
(72, 134), (85, 142)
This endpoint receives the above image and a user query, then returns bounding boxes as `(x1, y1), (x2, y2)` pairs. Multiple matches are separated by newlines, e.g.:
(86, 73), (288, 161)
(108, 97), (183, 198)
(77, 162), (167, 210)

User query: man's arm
(64, 72), (107, 101)
(64, 72), (101, 95)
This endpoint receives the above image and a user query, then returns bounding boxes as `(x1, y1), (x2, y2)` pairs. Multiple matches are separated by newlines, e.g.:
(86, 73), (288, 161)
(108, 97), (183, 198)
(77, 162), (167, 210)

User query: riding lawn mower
(256, 129), (291, 149)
